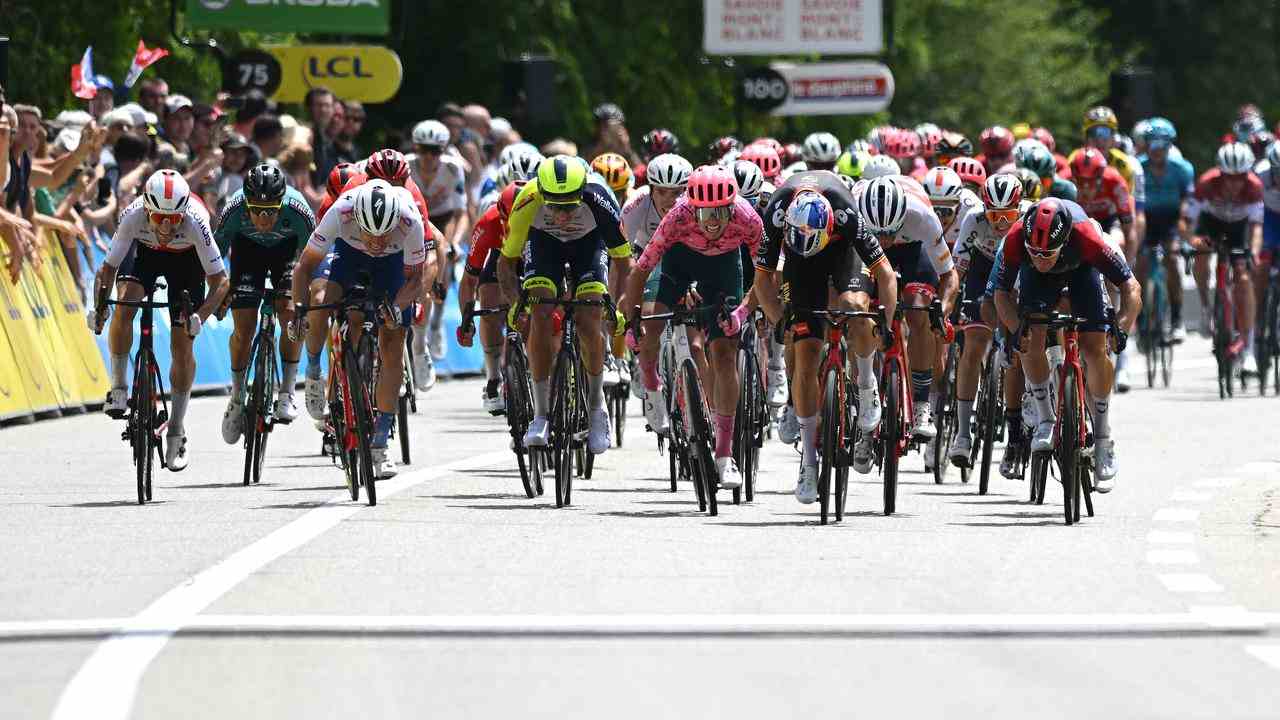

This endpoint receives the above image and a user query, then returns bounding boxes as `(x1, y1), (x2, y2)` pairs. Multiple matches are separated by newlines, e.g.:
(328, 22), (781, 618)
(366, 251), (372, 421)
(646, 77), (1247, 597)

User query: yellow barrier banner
(35, 231), (109, 405)
(14, 240), (80, 411)
(0, 316), (34, 421)
(0, 244), (63, 416)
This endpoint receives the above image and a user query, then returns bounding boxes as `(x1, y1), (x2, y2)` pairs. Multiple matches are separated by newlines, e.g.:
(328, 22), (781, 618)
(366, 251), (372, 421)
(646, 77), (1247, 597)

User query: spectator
(88, 76), (115, 121)
(137, 78), (169, 117)
(337, 100), (365, 162)
(279, 114), (310, 149)
(213, 132), (253, 213)
(437, 101), (485, 212)
(94, 108), (134, 202)
(325, 99), (347, 150)
(541, 137), (578, 157)
(190, 103), (223, 156)
(232, 89), (271, 139)
(162, 94), (195, 156)
(251, 114), (285, 164)
(584, 102), (639, 165)
(278, 142), (322, 210)
(304, 86), (338, 187)
(111, 131), (150, 207)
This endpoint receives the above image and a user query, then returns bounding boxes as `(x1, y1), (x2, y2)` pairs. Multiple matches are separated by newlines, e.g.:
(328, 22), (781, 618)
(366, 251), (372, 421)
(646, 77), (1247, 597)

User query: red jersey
(1074, 166), (1133, 225)
(465, 205), (505, 275)
(1184, 168), (1264, 224)
(996, 198), (1133, 290)
(1054, 153), (1071, 179)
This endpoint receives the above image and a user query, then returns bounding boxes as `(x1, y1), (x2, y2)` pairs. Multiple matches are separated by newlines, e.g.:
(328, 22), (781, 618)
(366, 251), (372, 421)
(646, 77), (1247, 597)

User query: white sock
(280, 361), (299, 393)
(483, 345), (502, 382)
(587, 370), (605, 410)
(533, 379), (550, 417)
(411, 322), (427, 356)
(1030, 380), (1054, 423)
(798, 414), (818, 466)
(110, 353), (129, 388)
(856, 353), (876, 389)
(429, 302), (445, 332)
(169, 390), (190, 436)
(1092, 397), (1111, 439)
(231, 368), (247, 396)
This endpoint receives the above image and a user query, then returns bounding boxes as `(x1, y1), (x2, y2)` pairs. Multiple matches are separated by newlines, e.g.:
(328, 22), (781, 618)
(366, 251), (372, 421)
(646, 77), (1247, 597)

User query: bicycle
(638, 300), (725, 516)
(1259, 261), (1280, 396)
(1185, 243), (1248, 399)
(235, 286), (289, 487)
(1012, 309), (1100, 526)
(98, 286), (191, 505)
(398, 325), (418, 465)
(969, 336), (1006, 495)
(734, 309), (769, 504)
(931, 326), (965, 485)
(297, 282), (389, 506)
(1137, 243), (1175, 389)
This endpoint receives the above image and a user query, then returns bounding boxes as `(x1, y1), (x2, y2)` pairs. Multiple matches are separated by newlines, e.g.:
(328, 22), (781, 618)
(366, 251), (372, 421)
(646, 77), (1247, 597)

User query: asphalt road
(3, 333), (1279, 719)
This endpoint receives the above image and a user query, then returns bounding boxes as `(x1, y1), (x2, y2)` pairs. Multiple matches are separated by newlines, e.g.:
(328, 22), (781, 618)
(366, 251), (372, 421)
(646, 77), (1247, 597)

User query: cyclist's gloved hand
(506, 302), (523, 331)
(612, 310), (628, 338)
(1113, 329), (1128, 354)
(718, 303), (751, 337)
(432, 281), (447, 302)
(186, 313), (203, 338)
(940, 318), (956, 344)
(87, 307), (107, 334)
(457, 323), (474, 347)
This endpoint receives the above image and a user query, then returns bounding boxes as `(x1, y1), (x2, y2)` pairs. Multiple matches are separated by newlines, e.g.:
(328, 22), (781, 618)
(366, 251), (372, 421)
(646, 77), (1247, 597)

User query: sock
(110, 353), (129, 388)
(411, 322), (427, 356)
(769, 335), (785, 366)
(231, 367), (247, 396)
(280, 360), (299, 392)
(798, 414), (819, 466)
(587, 369), (605, 410)
(640, 357), (660, 392)
(483, 345), (502, 382)
(1171, 301), (1182, 326)
(429, 302), (445, 332)
(1115, 347), (1128, 371)
(911, 370), (933, 404)
(714, 412), (735, 458)
(856, 354), (876, 389)
(533, 379), (550, 417)
(169, 390), (190, 436)
(1092, 397), (1111, 439)
(306, 351), (323, 380)
(1246, 329), (1256, 356)
(957, 399), (974, 438)
(1030, 379), (1054, 424)
(373, 410), (394, 448)
(1005, 408), (1023, 440)
(929, 389), (941, 415)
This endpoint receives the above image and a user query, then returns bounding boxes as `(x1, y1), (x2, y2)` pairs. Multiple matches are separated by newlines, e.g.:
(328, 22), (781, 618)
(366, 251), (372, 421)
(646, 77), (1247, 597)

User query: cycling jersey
(404, 152), (467, 219)
(465, 203), (506, 279)
(318, 172), (433, 246)
(1184, 168), (1264, 224)
(108, 197), (224, 275)
(1074, 166), (1134, 226)
(1257, 162), (1280, 213)
(1068, 147), (1144, 207)
(996, 198), (1133, 291)
(758, 170), (886, 273)
(940, 189), (983, 248)
(954, 209), (1004, 266)
(500, 182), (629, 260)
(308, 185), (427, 265)
(621, 185), (663, 251)
(636, 194), (761, 275)
(214, 186), (316, 255)
(1140, 155), (1195, 221)
(853, 175), (951, 273)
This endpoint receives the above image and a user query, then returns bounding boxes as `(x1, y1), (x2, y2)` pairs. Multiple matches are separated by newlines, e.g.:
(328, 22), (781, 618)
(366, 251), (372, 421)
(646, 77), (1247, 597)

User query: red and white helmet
(923, 166), (964, 205)
(982, 173), (1023, 210)
(948, 156), (987, 189)
(1069, 147), (1108, 180)
(740, 144), (782, 180)
(686, 165), (738, 208)
(1217, 142), (1255, 175)
(142, 169), (191, 214)
(915, 123), (942, 158)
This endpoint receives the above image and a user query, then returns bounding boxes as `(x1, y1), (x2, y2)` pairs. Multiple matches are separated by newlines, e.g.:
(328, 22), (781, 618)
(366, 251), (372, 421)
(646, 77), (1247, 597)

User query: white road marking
(1245, 645), (1280, 671)
(1146, 549), (1199, 565)
(1193, 477), (1240, 488)
(1159, 573), (1226, 593)
(1171, 490), (1215, 503)
(1146, 530), (1196, 544)
(1240, 461), (1280, 474)
(50, 452), (510, 720)
(1153, 508), (1200, 524)
(6, 612), (1280, 639)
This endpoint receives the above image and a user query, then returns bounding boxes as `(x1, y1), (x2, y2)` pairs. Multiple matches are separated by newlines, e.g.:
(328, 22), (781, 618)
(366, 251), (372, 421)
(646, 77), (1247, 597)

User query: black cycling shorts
(1196, 214), (1250, 254)
(1017, 261), (1110, 333)
(117, 244), (207, 319)
(655, 243), (743, 342)
(525, 232), (608, 296)
(879, 242), (940, 296)
(782, 236), (871, 340)
(229, 235), (296, 309)
(960, 253), (995, 328)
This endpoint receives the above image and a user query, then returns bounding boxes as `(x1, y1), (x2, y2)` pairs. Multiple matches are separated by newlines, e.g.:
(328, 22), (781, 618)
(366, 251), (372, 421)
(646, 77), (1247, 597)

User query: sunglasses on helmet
(695, 205), (732, 223)
(933, 204), (958, 220)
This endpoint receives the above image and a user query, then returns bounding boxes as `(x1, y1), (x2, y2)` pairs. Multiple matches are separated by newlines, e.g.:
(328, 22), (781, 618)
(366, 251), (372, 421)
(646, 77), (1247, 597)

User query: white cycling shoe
(766, 367), (787, 407)
(643, 392), (669, 436)
(795, 464), (819, 504)
(222, 398), (245, 444)
(949, 434), (973, 467)
(274, 391), (299, 424)
(414, 353), (437, 392)
(524, 415), (550, 447)
(1000, 443), (1022, 479)
(165, 433), (188, 472)
(104, 386), (128, 419)
(371, 447), (398, 479)
(1241, 352), (1259, 377)
(1031, 419), (1056, 453)
(716, 456), (742, 490)
(602, 358), (622, 387)
(852, 435), (875, 474)
(482, 381), (506, 414)
(912, 403), (936, 439)
(857, 386), (882, 431)
(588, 409), (611, 454)
(304, 376), (326, 420)
(923, 439), (936, 472)
(429, 326), (446, 360)
(778, 405), (800, 444)
(1093, 438), (1118, 492)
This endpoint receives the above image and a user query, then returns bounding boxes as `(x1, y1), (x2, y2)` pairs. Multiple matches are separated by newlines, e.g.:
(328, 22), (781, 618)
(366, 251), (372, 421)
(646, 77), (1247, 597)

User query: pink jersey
(635, 195), (763, 274)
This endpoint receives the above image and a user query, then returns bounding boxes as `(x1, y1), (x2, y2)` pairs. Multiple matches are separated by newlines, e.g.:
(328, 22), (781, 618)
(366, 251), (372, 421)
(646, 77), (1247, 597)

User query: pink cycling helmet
(686, 164), (738, 208)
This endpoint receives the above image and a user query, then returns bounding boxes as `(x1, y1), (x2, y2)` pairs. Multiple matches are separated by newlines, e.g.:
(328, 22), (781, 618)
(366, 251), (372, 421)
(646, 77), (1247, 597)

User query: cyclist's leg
(162, 250), (208, 452)
(227, 235), (265, 402)
(956, 255), (995, 444)
(303, 252), (334, 387)
(478, 279), (504, 384)
(521, 236), (564, 426)
(107, 244), (148, 391)
(1228, 221), (1258, 359)
(887, 244), (939, 433)
(1015, 264), (1061, 446)
(1192, 217), (1214, 328)
(570, 239), (609, 400)
(781, 252), (828, 470)
(270, 248), (302, 404)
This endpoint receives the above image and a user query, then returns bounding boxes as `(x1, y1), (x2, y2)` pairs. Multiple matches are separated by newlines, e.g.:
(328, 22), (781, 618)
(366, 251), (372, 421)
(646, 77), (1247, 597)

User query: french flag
(69, 46), (97, 100)
(125, 40), (170, 88)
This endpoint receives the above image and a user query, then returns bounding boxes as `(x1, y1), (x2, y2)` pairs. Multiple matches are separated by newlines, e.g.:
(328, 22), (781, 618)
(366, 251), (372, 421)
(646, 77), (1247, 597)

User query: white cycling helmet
(354, 179), (403, 236)
(1217, 142), (1255, 175)
(837, 173), (858, 193)
(498, 141), (540, 166)
(923, 166), (964, 205)
(506, 151), (543, 182)
(411, 119), (451, 148)
(142, 169), (191, 214)
(982, 173), (1023, 210)
(717, 147), (741, 167)
(801, 132), (841, 164)
(858, 176), (908, 234)
(732, 160), (764, 200)
(862, 154), (900, 180)
(647, 153), (693, 189)
(495, 162), (515, 189)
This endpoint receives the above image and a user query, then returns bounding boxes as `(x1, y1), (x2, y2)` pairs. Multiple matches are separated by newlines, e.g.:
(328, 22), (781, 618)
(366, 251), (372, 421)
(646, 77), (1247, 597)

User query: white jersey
(954, 207), (1004, 266)
(941, 189), (983, 248)
(1255, 161), (1280, 214)
(621, 185), (663, 251)
(308, 186), (427, 266)
(108, 197), (224, 275)
(405, 153), (468, 218)
(854, 175), (951, 274)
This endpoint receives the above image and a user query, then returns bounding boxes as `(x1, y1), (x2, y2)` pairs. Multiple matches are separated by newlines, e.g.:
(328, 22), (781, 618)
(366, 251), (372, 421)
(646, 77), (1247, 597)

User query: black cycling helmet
(244, 163), (287, 205)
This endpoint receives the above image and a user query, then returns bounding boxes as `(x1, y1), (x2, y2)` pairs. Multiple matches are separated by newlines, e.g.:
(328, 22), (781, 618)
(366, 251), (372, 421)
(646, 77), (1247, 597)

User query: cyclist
(1139, 117), (1195, 342)
(916, 123), (943, 167)
(949, 156), (988, 196)
(93, 169), (231, 471)
(733, 159), (788, 410)
(216, 163), (316, 446)
(752, 170), (898, 500)
(993, 198), (1141, 491)
(862, 154), (902, 181)
(977, 126), (1015, 176)
(1258, 142), (1280, 330)
(622, 164), (760, 489)
(291, 179), (428, 479)
(836, 150), (869, 183)
(935, 132), (974, 167)
(885, 128), (925, 180)
(1184, 142), (1264, 374)
(801, 132), (841, 173)
(592, 152), (634, 205)
(708, 136), (741, 164)
(458, 180), (526, 413)
(1019, 142), (1078, 201)
(1072, 106), (1147, 257)
(498, 156), (632, 456)
(858, 176), (959, 439)
(949, 173), (1022, 466)
(1030, 127), (1069, 177)
(740, 143), (782, 184)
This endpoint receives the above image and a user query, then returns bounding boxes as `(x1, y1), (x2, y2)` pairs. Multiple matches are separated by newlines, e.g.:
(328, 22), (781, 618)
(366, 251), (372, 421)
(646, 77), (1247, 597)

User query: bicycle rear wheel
(133, 354), (153, 505)
(736, 347), (761, 503)
(550, 353), (574, 508)
(347, 343), (377, 506)
(818, 368), (840, 525)
(682, 359), (718, 517)
(1030, 452), (1050, 505)
(976, 354), (998, 495)
(253, 342), (277, 485)
(1060, 368), (1081, 525)
(881, 363), (901, 516)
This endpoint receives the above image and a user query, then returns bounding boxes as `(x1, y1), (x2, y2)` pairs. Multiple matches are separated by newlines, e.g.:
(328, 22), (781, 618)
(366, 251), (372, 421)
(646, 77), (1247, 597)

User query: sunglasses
(1026, 244), (1060, 260)
(247, 203), (281, 216)
(695, 206), (732, 223)
(933, 204), (958, 220)
(986, 208), (1019, 224)
(1086, 126), (1114, 141)
(147, 210), (182, 225)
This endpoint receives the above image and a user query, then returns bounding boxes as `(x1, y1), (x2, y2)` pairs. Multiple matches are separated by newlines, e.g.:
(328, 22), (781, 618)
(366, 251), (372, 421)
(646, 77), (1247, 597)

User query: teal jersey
(214, 186), (317, 255)
(1140, 155), (1195, 219)
(1047, 176), (1078, 202)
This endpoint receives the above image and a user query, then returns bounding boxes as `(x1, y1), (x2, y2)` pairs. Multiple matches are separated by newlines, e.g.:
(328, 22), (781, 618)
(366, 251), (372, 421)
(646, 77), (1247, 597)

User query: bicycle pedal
(488, 409), (506, 417)
(106, 408), (127, 420)
(273, 416), (294, 426)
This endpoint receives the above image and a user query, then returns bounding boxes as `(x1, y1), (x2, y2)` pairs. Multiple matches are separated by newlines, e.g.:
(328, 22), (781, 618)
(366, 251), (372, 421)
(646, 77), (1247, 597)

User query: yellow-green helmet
(836, 150), (869, 180)
(537, 155), (587, 204)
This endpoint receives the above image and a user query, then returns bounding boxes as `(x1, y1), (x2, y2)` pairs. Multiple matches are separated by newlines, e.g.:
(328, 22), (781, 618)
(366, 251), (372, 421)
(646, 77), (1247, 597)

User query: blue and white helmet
(354, 179), (403, 236)
(783, 191), (834, 258)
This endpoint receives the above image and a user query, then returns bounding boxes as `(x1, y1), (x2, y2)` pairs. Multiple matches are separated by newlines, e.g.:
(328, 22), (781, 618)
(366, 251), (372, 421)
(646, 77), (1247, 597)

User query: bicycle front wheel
(1060, 368), (1082, 525)
(682, 359), (718, 517)
(133, 354), (154, 505)
(550, 353), (574, 508)
(346, 344), (377, 506)
(818, 368), (840, 525)
(881, 363), (901, 516)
